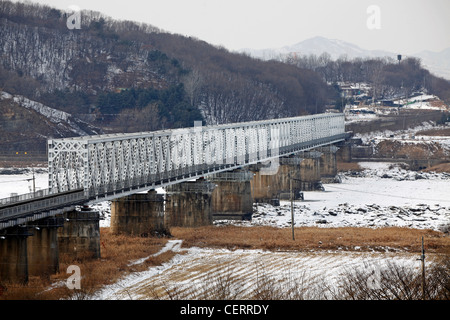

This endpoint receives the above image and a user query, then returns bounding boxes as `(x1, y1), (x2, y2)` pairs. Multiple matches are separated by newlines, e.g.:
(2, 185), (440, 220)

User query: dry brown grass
(0, 228), (171, 300)
(0, 160), (47, 168)
(416, 128), (450, 137)
(1, 225), (448, 300)
(422, 162), (450, 173)
(337, 161), (363, 172)
(171, 225), (449, 254)
(376, 140), (448, 160)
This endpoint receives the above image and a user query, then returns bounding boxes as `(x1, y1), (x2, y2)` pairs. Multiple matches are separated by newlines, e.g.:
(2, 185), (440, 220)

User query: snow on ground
(354, 121), (438, 144)
(218, 162), (450, 233)
(86, 162), (450, 231)
(88, 160), (448, 300)
(396, 95), (448, 111)
(1, 162), (448, 231)
(0, 167), (49, 198)
(1, 162), (448, 300)
(90, 243), (421, 300)
(344, 112), (379, 123)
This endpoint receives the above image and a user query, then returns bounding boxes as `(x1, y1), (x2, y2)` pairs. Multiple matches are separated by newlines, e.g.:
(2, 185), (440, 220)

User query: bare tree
(182, 69), (203, 107)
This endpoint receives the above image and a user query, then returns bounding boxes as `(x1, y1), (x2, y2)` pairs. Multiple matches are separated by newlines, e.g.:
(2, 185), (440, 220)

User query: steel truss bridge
(0, 113), (347, 230)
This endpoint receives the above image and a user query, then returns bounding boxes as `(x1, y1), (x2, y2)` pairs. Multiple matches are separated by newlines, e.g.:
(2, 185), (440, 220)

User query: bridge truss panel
(48, 139), (88, 194)
(48, 113), (346, 199)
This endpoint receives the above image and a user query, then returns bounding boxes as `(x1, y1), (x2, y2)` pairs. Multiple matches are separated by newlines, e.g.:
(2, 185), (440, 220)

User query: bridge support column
(277, 156), (305, 200)
(27, 217), (63, 279)
(319, 145), (339, 183)
(209, 170), (254, 221)
(164, 179), (216, 227)
(58, 208), (100, 260)
(249, 162), (280, 203)
(0, 226), (30, 284)
(250, 157), (304, 203)
(336, 141), (352, 163)
(298, 150), (324, 191)
(110, 190), (165, 236)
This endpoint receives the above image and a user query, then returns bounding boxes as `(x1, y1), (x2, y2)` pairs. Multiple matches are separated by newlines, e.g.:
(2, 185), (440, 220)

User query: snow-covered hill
(243, 36), (394, 61)
(0, 91), (101, 148)
(242, 36), (450, 80)
(415, 47), (450, 80)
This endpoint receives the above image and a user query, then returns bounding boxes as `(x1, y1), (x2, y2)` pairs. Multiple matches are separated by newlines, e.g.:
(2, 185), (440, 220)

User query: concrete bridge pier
(27, 217), (63, 280)
(318, 145), (339, 183)
(298, 150), (324, 191)
(209, 170), (254, 221)
(336, 140), (353, 163)
(110, 190), (165, 236)
(248, 162), (280, 203)
(249, 156), (304, 204)
(57, 208), (101, 260)
(164, 179), (216, 227)
(0, 226), (30, 284)
(278, 156), (305, 200)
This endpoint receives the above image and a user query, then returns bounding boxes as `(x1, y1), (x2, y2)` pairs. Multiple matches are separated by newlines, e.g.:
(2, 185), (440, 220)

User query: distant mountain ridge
(414, 47), (450, 80)
(242, 36), (450, 80)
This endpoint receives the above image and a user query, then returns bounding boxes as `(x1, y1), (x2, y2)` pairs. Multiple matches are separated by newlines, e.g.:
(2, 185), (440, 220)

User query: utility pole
(27, 167), (36, 194)
(32, 168), (36, 194)
(420, 236), (426, 300)
(290, 172), (295, 241)
(252, 173), (257, 215)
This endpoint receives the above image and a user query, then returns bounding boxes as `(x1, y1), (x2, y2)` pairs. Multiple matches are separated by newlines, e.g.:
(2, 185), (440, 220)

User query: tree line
(0, 0), (335, 130)
(1, 0), (448, 137)
(283, 53), (450, 104)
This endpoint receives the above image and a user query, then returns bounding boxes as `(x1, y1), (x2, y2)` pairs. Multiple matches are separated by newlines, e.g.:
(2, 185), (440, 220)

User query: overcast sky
(22, 0), (450, 54)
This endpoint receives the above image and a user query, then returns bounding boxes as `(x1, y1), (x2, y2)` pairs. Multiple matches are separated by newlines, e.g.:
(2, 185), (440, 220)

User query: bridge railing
(0, 188), (52, 206)
(0, 189), (85, 223)
(48, 113), (346, 200)
(1, 113), (347, 228)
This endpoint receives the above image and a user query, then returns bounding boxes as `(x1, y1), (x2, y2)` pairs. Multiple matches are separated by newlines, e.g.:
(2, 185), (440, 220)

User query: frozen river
(1, 162), (449, 231)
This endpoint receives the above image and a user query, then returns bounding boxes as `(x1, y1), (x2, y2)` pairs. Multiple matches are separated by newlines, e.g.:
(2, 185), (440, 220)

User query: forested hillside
(283, 53), (450, 105)
(0, 0), (332, 142)
(1, 1), (448, 155)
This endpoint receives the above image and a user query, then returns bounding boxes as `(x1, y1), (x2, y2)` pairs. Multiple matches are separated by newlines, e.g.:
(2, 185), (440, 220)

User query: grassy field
(416, 127), (450, 137)
(1, 225), (448, 300)
(171, 225), (450, 253)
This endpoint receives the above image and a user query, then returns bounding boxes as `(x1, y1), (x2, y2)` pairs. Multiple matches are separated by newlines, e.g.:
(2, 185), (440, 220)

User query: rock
(316, 219), (327, 224)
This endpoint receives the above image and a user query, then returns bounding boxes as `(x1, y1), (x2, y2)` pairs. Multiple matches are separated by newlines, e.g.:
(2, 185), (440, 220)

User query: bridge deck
(1, 113), (347, 230)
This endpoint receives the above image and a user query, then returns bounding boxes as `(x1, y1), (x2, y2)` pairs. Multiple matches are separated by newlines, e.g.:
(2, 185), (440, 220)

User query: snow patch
(1, 91), (89, 136)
